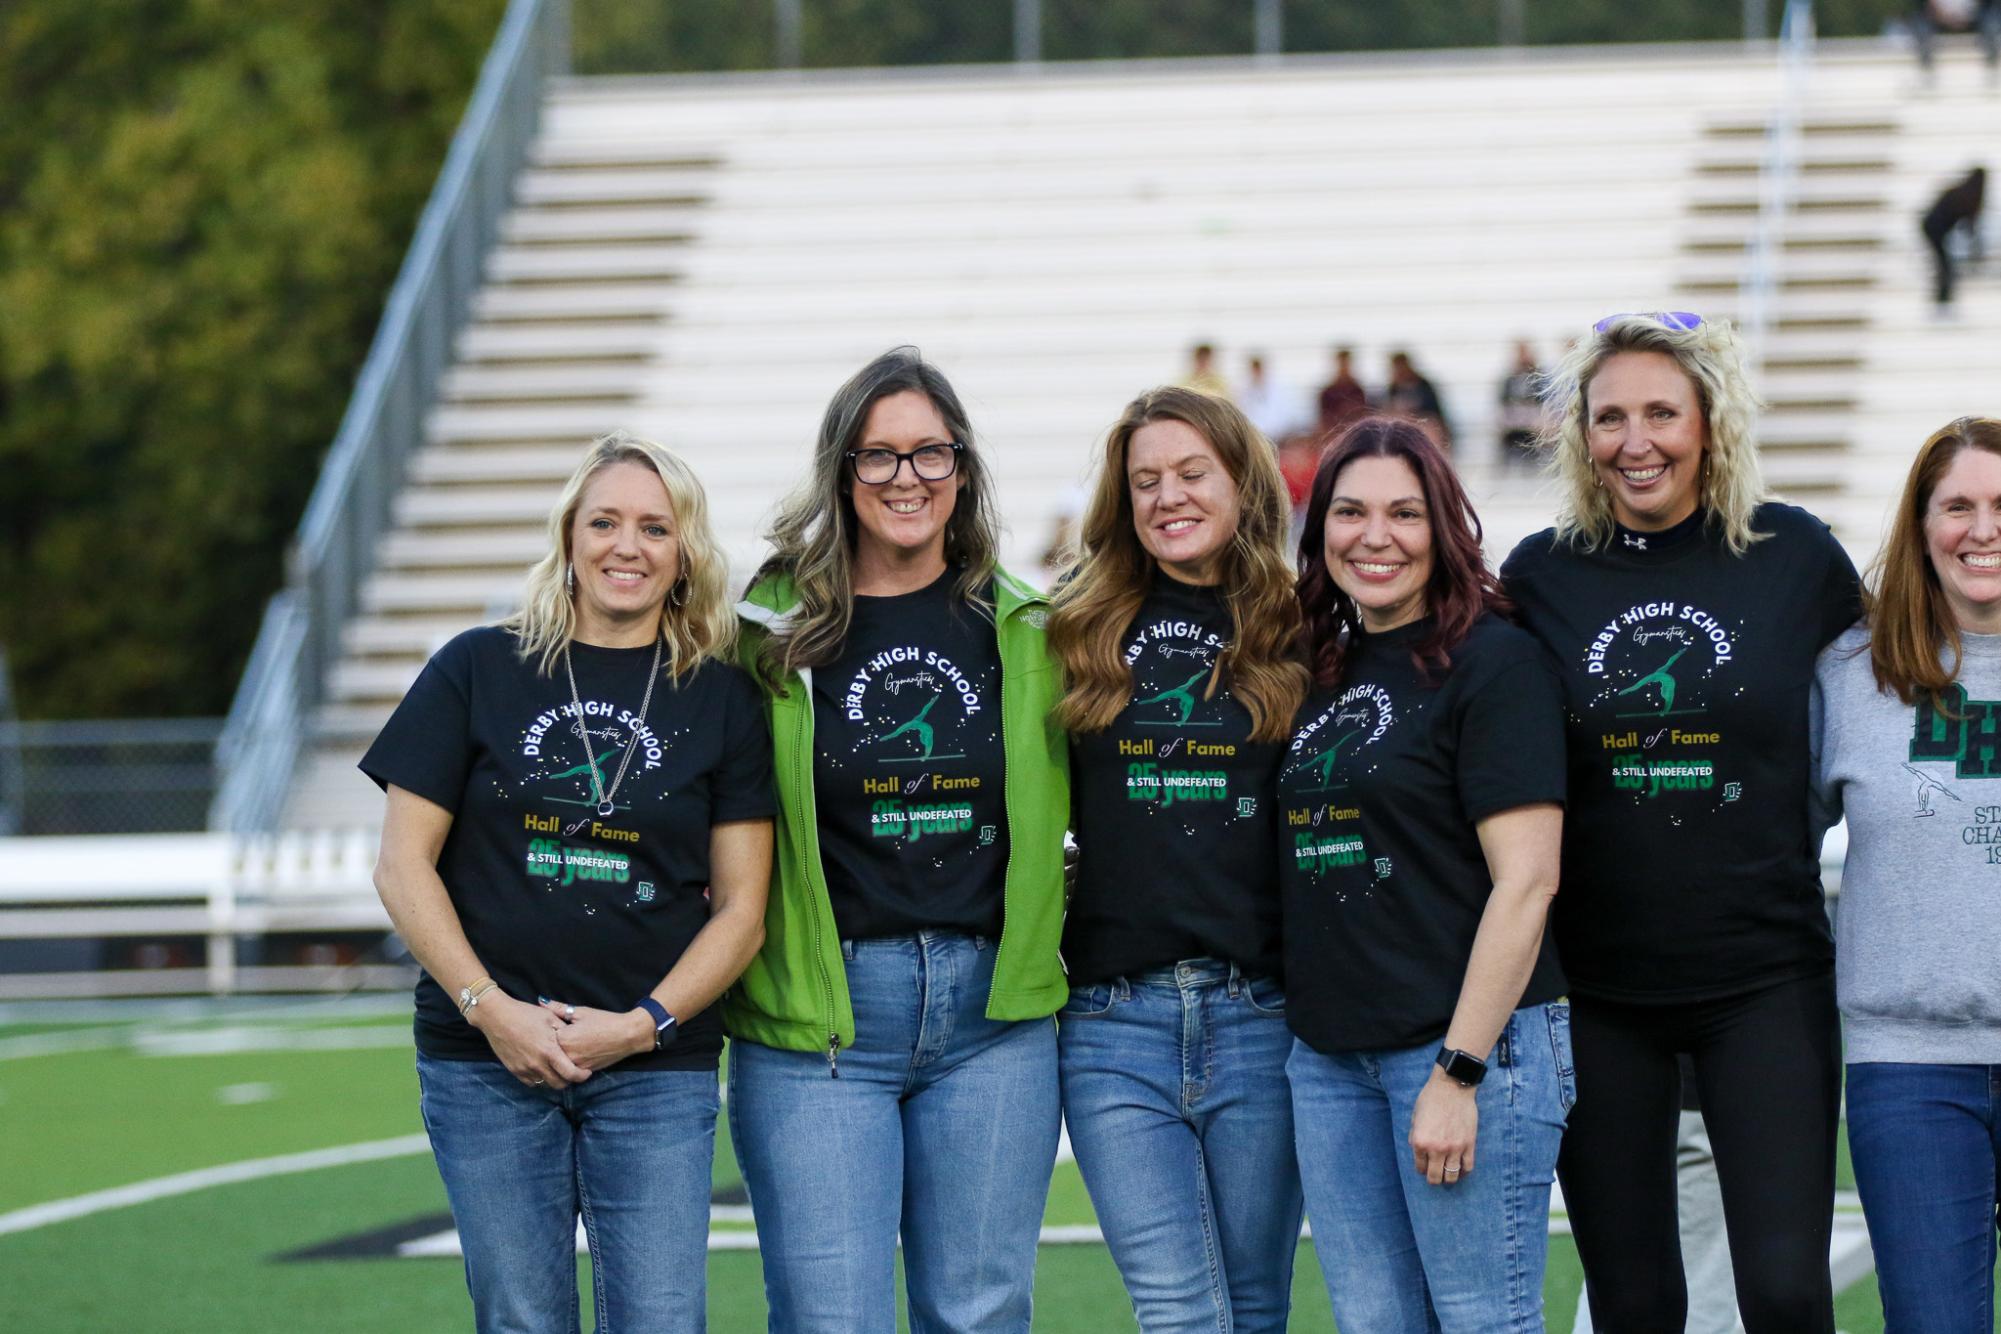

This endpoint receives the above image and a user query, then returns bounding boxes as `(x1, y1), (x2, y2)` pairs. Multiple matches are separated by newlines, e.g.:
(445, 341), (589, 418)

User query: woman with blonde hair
(364, 430), (774, 1332)
(1812, 416), (2001, 1331)
(1051, 385), (1310, 1331)
(727, 348), (1069, 1332)
(1501, 313), (1860, 1332)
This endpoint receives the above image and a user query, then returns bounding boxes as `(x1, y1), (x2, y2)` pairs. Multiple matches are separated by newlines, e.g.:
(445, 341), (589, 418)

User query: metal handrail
(1742, 0), (1816, 373)
(210, 0), (569, 832)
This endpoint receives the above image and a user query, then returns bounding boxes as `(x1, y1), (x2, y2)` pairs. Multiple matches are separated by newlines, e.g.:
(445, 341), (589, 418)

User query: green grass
(0, 1000), (1957, 1332)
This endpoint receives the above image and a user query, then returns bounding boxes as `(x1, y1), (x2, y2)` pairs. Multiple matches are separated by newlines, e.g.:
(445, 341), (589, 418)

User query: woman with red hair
(1280, 416), (1574, 1328)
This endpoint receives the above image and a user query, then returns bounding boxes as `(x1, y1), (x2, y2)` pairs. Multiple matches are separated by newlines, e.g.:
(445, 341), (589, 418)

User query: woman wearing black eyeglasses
(1500, 313), (1860, 1333)
(725, 347), (1070, 1332)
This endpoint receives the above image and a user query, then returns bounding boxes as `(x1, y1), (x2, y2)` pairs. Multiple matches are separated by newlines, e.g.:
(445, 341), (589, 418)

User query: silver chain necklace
(562, 634), (663, 817)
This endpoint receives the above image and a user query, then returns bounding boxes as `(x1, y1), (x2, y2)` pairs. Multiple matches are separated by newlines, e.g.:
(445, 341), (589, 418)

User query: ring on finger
(563, 1003), (575, 1020)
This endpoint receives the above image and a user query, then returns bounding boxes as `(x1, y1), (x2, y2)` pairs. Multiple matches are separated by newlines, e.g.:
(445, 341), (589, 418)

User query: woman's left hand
(542, 999), (653, 1071)
(1410, 1070), (1479, 1187)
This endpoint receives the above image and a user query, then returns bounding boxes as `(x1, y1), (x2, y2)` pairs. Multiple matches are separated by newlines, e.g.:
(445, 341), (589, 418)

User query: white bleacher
(0, 831), (389, 997)
(280, 40), (2001, 828)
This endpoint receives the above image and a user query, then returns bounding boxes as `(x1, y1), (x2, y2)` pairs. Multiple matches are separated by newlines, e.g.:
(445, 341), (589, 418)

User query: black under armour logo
(1622, 534), (1647, 551)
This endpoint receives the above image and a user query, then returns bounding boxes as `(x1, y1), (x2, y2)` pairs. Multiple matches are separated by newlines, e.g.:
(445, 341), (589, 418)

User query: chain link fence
(0, 717), (224, 835)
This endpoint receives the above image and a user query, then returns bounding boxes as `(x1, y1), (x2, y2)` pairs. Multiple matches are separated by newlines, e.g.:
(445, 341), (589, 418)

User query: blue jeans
(416, 1053), (719, 1334)
(1847, 1061), (2001, 1333)
(728, 932), (1060, 1333)
(1058, 960), (1302, 1333)
(1287, 1001), (1575, 1334)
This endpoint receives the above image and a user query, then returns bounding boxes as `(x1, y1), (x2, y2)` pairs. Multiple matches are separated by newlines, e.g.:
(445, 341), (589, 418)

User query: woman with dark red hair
(1279, 416), (1574, 1327)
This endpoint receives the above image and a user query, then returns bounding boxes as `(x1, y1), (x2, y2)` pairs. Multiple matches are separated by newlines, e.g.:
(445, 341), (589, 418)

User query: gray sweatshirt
(1812, 624), (2001, 1063)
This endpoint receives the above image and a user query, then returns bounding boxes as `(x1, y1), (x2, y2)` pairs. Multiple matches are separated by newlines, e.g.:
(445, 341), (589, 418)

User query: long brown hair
(752, 348), (1001, 686)
(1867, 416), (2001, 703)
(1296, 417), (1511, 688)
(1049, 387), (1308, 742)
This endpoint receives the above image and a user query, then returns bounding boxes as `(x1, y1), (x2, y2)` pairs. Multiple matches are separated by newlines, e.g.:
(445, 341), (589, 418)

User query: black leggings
(1559, 971), (1840, 1334)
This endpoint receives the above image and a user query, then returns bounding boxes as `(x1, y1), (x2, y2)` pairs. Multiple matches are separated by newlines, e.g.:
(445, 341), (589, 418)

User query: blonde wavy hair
(1050, 387), (1308, 743)
(752, 348), (1002, 685)
(505, 430), (737, 679)
(1539, 313), (1769, 556)
(1866, 416), (2001, 704)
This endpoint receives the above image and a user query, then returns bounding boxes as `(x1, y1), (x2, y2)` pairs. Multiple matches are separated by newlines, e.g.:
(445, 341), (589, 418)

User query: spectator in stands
(363, 431), (773, 1333)
(1181, 342), (1231, 398)
(1237, 352), (1303, 442)
(1049, 387), (1309, 1332)
(1502, 312), (1859, 1333)
(1284, 416), (1572, 1330)
(1498, 339), (1547, 467)
(1812, 415), (2001, 1333)
(1911, 0), (2000, 79)
(1317, 346), (1371, 438)
(728, 348), (1067, 1332)
(1921, 165), (1986, 309)
(1385, 349), (1453, 451)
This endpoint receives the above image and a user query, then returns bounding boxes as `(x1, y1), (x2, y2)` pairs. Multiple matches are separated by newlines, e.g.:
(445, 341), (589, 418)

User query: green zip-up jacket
(725, 566), (1070, 1057)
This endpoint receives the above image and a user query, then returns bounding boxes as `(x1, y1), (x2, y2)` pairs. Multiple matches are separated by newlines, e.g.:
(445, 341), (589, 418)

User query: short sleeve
(358, 633), (477, 813)
(1814, 527), (1864, 650)
(709, 666), (775, 824)
(1453, 647), (1568, 823)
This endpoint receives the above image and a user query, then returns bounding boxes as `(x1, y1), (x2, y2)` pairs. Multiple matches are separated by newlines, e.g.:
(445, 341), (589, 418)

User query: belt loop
(1114, 976), (1131, 1003)
(841, 938), (856, 962)
(1228, 961), (1243, 998)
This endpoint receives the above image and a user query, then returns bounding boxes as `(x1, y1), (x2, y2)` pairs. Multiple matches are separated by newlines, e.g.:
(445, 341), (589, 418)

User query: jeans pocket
(1242, 975), (1287, 1017)
(1060, 983), (1115, 1019)
(1546, 1001), (1577, 1112)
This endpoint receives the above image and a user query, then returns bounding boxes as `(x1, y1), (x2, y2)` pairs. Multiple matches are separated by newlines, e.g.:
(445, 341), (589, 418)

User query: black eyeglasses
(1593, 311), (1704, 333)
(845, 441), (964, 485)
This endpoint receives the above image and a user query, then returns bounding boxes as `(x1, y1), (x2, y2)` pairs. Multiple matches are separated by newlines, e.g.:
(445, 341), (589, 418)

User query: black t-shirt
(1066, 575), (1285, 984)
(1501, 503), (1861, 1002)
(1278, 614), (1568, 1052)
(810, 570), (1009, 940)
(359, 626), (774, 1070)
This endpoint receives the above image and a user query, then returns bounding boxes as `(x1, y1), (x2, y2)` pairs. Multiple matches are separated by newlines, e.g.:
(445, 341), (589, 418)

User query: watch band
(636, 997), (680, 1050)
(1435, 1046), (1489, 1087)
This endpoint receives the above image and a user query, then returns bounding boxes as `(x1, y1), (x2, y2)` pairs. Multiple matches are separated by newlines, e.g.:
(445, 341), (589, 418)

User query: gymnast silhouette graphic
(1900, 761), (1963, 817)
(1137, 668), (1212, 725)
(550, 746), (622, 781)
(1300, 730), (1362, 787)
(880, 694), (941, 760)
(1618, 646), (1690, 713)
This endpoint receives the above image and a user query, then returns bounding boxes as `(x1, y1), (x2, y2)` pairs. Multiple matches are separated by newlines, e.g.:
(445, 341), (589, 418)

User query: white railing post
(1743, 0), (1815, 380)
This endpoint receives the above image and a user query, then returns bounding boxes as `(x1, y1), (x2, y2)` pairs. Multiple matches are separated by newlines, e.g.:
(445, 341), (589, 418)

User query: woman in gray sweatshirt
(1811, 415), (2001, 1332)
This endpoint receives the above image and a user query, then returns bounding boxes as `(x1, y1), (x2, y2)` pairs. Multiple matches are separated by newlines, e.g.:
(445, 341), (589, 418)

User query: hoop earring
(566, 563), (575, 596)
(669, 574), (687, 608)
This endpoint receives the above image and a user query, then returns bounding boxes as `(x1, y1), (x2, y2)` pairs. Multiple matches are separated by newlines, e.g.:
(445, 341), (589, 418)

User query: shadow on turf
(278, 1182), (753, 1261)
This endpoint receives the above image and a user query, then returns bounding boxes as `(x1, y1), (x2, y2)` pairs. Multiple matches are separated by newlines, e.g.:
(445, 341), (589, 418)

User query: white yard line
(0, 1134), (432, 1238)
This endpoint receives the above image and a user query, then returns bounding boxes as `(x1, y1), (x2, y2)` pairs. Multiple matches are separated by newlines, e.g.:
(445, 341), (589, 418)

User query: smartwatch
(1435, 1047), (1488, 1088)
(636, 997), (680, 1050)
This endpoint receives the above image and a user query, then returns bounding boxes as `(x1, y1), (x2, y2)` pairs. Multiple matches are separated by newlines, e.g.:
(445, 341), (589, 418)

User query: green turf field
(0, 998), (1967, 1332)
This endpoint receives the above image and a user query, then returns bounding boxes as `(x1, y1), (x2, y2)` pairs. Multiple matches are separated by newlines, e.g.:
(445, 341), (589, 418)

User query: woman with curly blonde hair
(364, 431), (774, 1331)
(1501, 313), (1860, 1332)
(1050, 386), (1310, 1332)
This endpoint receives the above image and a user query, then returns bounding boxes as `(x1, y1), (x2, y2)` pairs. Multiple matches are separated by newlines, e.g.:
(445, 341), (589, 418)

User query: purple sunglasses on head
(1593, 311), (1704, 333)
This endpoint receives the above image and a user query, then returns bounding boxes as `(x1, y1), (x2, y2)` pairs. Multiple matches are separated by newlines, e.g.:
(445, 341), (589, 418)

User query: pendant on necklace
(598, 801), (615, 817)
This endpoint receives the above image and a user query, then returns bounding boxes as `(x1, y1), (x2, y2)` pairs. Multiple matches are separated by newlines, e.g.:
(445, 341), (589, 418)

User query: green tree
(0, 0), (504, 718)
